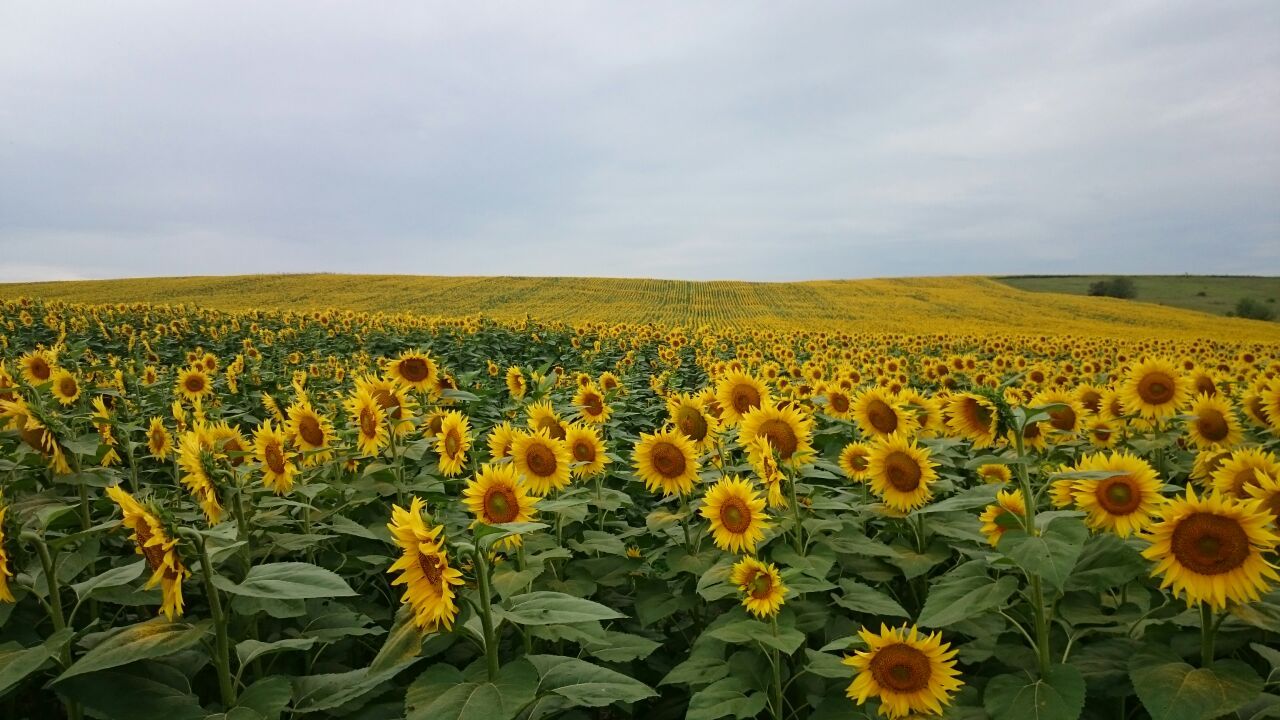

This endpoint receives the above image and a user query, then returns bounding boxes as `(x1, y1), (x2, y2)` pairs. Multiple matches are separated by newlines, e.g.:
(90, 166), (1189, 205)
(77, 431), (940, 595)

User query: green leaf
(56, 669), (206, 720)
(70, 559), (145, 600)
(0, 629), (72, 695)
(686, 677), (769, 720)
(501, 591), (625, 626)
(998, 517), (1088, 594)
(834, 579), (909, 619)
(917, 562), (1018, 628)
(291, 659), (419, 713)
(913, 484), (1003, 514)
(414, 682), (503, 720)
(984, 664), (1086, 720)
(57, 619), (210, 681)
(213, 562), (358, 599)
(527, 654), (658, 707)
(1130, 646), (1264, 720)
(235, 637), (318, 668)
(706, 618), (805, 654)
(474, 522), (548, 550)
(804, 649), (851, 679)
(1064, 533), (1149, 592)
(235, 676), (292, 720)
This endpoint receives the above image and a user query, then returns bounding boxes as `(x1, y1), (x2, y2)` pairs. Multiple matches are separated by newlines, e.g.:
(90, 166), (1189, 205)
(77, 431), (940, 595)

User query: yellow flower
(853, 388), (917, 439)
(506, 366), (526, 400)
(525, 400), (566, 440)
(840, 442), (873, 482)
(1141, 485), (1279, 610)
(147, 417), (174, 460)
(105, 484), (190, 620)
(487, 421), (517, 461)
(355, 374), (416, 436)
(867, 434), (937, 512)
(633, 427), (699, 497)
(979, 489), (1025, 546)
(729, 556), (786, 618)
(700, 475), (771, 554)
(286, 401), (336, 466)
(387, 497), (465, 631)
(511, 429), (572, 496)
(0, 500), (14, 603)
(843, 624), (963, 719)
(739, 402), (814, 467)
(1071, 451), (1165, 537)
(666, 392), (719, 450)
(49, 368), (81, 405)
(1212, 448), (1280, 499)
(1185, 393), (1243, 450)
(178, 430), (224, 524)
(461, 463), (538, 529)
(1119, 357), (1188, 423)
(1245, 472), (1280, 524)
(386, 350), (438, 392)
(564, 423), (609, 478)
(175, 367), (212, 402)
(435, 411), (471, 477)
(19, 349), (56, 384)
(345, 387), (389, 457)
(573, 384), (611, 425)
(254, 420), (297, 495)
(976, 463), (1011, 484)
(715, 371), (767, 426)
(945, 394), (998, 448)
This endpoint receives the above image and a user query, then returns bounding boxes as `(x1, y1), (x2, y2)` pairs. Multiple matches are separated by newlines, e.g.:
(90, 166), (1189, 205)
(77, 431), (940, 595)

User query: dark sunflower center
(1080, 391), (1102, 413)
(444, 430), (461, 456)
(373, 390), (402, 419)
(526, 443), (557, 477)
(884, 451), (922, 492)
(264, 441), (286, 474)
(720, 498), (751, 533)
(849, 452), (869, 472)
(484, 487), (519, 523)
(150, 428), (166, 447)
(537, 417), (566, 440)
(651, 442), (687, 478)
(134, 523), (167, 573)
(1231, 469), (1261, 497)
(757, 419), (798, 459)
(298, 415), (324, 446)
(1096, 476), (1141, 514)
(359, 407), (378, 437)
(870, 643), (932, 693)
(31, 358), (51, 380)
(59, 377), (78, 396)
(830, 393), (850, 413)
(399, 357), (430, 382)
(731, 384), (761, 414)
(582, 393), (604, 416)
(965, 399), (993, 431)
(867, 399), (898, 434)
(428, 416), (444, 436)
(1049, 406), (1077, 432)
(417, 552), (444, 585)
(185, 375), (205, 393)
(749, 572), (773, 598)
(676, 407), (708, 441)
(1170, 512), (1250, 575)
(1196, 411), (1229, 442)
(1195, 376), (1216, 396)
(1138, 372), (1175, 405)
(572, 439), (595, 462)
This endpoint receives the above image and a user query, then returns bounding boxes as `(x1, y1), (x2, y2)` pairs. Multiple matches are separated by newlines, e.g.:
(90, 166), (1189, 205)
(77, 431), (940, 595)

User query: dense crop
(1, 295), (1279, 720)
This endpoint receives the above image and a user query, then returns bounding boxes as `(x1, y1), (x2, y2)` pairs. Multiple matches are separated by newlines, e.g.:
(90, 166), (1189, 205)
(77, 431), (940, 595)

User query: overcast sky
(1, 1), (1277, 282)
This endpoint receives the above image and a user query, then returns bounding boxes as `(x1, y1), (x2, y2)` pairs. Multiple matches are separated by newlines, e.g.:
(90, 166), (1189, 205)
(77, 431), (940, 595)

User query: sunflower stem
(770, 617), (785, 720)
(786, 470), (804, 554)
(472, 549), (501, 681)
(1200, 603), (1216, 668)
(26, 533), (81, 719)
(1013, 431), (1052, 679)
(678, 493), (695, 555)
(182, 527), (236, 708)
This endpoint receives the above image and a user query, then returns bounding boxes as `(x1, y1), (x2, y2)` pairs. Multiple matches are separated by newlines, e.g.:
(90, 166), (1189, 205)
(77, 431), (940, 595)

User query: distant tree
(1234, 297), (1275, 321)
(1087, 277), (1137, 299)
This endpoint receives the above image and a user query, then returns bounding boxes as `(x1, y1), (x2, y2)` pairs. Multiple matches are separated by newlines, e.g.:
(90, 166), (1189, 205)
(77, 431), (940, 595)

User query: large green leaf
(57, 619), (210, 681)
(527, 654), (657, 707)
(1064, 533), (1149, 592)
(686, 676), (769, 720)
(0, 629), (72, 696)
(500, 591), (625, 626)
(998, 517), (1088, 594)
(917, 562), (1018, 628)
(234, 637), (318, 668)
(984, 664), (1085, 720)
(70, 559), (145, 600)
(55, 669), (206, 720)
(291, 659), (418, 713)
(213, 562), (358, 599)
(833, 579), (909, 619)
(1129, 646), (1263, 720)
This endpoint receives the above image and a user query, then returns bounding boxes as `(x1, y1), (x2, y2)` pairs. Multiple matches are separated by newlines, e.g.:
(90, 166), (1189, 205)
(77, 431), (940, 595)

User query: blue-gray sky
(1, 1), (1277, 282)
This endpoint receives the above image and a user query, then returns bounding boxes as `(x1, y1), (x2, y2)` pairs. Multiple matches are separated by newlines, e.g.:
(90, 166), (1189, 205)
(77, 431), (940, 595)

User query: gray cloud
(1, 1), (1277, 281)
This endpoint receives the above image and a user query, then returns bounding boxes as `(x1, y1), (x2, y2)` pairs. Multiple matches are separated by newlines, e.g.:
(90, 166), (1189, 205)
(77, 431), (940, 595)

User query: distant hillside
(1, 274), (1277, 340)
(997, 275), (1280, 319)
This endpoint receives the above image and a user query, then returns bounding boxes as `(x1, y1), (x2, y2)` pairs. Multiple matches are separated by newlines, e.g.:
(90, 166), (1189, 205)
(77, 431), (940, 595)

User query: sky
(1, 1), (1278, 283)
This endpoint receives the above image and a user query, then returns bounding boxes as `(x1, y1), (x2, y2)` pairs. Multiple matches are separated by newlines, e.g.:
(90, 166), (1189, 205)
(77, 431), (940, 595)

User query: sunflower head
(1120, 357), (1189, 423)
(977, 463), (1012, 484)
(979, 489), (1026, 546)
(511, 429), (572, 496)
(175, 367), (212, 402)
(700, 475), (771, 554)
(839, 442), (873, 482)
(50, 368), (81, 406)
(1186, 394), (1243, 450)
(435, 411), (472, 477)
(386, 497), (465, 631)
(729, 556), (787, 618)
(387, 350), (438, 391)
(738, 402), (814, 467)
(564, 423), (609, 478)
(867, 434), (938, 512)
(1071, 451), (1165, 537)
(633, 428), (699, 497)
(462, 463), (538, 528)
(715, 371), (768, 426)
(843, 624), (963, 719)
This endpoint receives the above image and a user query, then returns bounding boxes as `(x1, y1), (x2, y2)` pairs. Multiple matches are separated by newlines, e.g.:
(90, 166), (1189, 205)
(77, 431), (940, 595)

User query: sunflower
(462, 462), (539, 533)
(867, 434), (938, 512)
(666, 392), (719, 450)
(1141, 486), (1279, 610)
(839, 442), (873, 482)
(386, 350), (438, 392)
(1085, 417), (1119, 448)
(286, 401), (336, 466)
(511, 429), (572, 496)
(1192, 448), (1234, 488)
(715, 371), (768, 426)
(634, 427), (700, 497)
(49, 368), (81, 405)
(4, 398), (71, 474)
(599, 371), (622, 394)
(175, 367), (212, 402)
(824, 388), (854, 419)
(19, 349), (55, 384)
(977, 463), (1012, 484)
(1120, 357), (1189, 423)
(1261, 382), (1280, 434)
(206, 421), (249, 466)
(1245, 472), (1280, 524)
(573, 384), (611, 425)
(105, 484), (189, 620)
(739, 402), (814, 467)
(979, 489), (1026, 546)
(147, 417), (174, 460)
(0, 499), (13, 603)
(506, 366), (527, 400)
(526, 400), (567, 440)
(1033, 389), (1085, 436)
(487, 421), (517, 460)
(387, 497), (465, 631)
(177, 430), (224, 524)
(1185, 394), (1243, 450)
(747, 436), (788, 509)
(356, 374), (416, 436)
(422, 407), (447, 438)
(945, 394), (998, 448)
(843, 624), (963, 719)
(345, 388), (389, 457)
(700, 475), (771, 554)
(1211, 448), (1280, 499)
(564, 423), (609, 478)
(435, 411), (471, 477)
(1069, 452), (1164, 537)
(254, 420), (297, 495)
(898, 390), (943, 436)
(729, 556), (787, 618)
(853, 388), (917, 439)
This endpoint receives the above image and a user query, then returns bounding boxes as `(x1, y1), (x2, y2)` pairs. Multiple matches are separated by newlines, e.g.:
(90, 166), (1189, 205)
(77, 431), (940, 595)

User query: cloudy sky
(1, 1), (1277, 282)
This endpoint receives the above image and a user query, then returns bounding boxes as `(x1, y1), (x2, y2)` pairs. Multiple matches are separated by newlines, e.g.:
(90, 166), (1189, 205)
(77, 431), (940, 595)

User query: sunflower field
(1, 295), (1280, 720)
